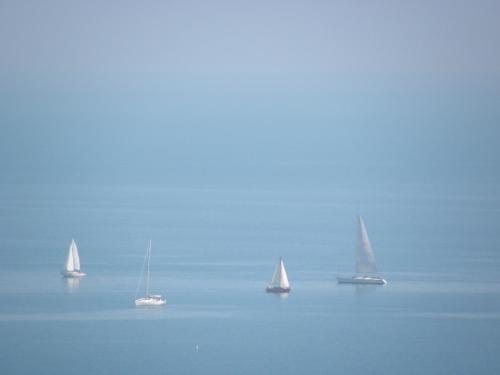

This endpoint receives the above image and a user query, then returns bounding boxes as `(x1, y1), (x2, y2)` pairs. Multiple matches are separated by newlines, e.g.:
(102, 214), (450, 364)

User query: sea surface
(1, 181), (500, 374)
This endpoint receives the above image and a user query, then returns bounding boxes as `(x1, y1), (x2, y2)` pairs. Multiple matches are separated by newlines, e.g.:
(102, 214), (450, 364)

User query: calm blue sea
(1, 180), (499, 374)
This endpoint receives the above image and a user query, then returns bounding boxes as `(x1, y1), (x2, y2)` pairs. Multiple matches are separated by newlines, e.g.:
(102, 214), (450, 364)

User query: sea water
(0, 180), (499, 375)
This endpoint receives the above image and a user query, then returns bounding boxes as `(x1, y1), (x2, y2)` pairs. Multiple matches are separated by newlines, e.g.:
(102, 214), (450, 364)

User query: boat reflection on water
(269, 291), (289, 301)
(63, 277), (80, 293)
(278, 292), (289, 301)
(355, 284), (377, 297)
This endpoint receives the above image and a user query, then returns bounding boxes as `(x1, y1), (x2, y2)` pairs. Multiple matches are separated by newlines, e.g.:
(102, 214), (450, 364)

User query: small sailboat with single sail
(266, 257), (291, 293)
(135, 240), (166, 306)
(61, 239), (86, 278)
(337, 216), (387, 285)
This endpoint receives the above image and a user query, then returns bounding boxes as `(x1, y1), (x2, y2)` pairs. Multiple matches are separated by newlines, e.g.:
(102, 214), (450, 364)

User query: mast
(146, 239), (152, 297)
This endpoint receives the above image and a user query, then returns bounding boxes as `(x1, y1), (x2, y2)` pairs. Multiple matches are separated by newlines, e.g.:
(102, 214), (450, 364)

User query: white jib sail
(355, 216), (378, 275)
(279, 258), (290, 289)
(65, 241), (75, 272)
(71, 239), (81, 271)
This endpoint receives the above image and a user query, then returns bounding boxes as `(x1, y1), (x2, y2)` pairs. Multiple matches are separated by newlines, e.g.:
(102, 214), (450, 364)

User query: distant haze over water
(1, 75), (499, 189)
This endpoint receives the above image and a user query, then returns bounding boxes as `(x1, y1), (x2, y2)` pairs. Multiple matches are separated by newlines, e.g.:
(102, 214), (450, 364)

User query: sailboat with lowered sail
(337, 216), (387, 285)
(266, 257), (291, 293)
(135, 240), (166, 306)
(61, 239), (86, 278)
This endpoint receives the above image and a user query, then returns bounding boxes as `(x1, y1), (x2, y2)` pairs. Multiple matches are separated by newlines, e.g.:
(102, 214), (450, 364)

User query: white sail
(71, 239), (81, 271)
(65, 244), (75, 272)
(355, 216), (378, 275)
(271, 260), (281, 286)
(279, 258), (290, 289)
(270, 257), (290, 289)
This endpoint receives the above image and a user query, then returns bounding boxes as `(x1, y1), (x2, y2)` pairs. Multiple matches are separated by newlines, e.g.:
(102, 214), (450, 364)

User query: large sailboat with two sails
(337, 216), (387, 285)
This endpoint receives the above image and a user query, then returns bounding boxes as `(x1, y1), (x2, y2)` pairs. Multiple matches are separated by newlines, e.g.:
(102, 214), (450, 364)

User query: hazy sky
(1, 0), (499, 78)
(0, 1), (499, 187)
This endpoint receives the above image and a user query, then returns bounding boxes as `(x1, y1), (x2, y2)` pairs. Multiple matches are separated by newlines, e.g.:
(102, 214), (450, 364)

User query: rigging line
(134, 241), (149, 299)
(146, 239), (152, 296)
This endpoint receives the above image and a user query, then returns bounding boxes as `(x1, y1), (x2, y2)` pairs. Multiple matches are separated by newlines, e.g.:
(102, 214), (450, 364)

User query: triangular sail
(270, 260), (281, 286)
(71, 239), (80, 271)
(65, 244), (75, 272)
(356, 216), (378, 275)
(279, 258), (290, 289)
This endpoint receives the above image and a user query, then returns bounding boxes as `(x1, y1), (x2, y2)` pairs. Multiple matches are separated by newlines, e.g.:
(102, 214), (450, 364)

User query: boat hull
(337, 276), (386, 285)
(61, 270), (86, 278)
(266, 286), (291, 293)
(135, 297), (166, 306)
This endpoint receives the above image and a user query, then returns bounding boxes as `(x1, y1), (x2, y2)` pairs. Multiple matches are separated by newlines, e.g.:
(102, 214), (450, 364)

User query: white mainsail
(71, 239), (81, 271)
(355, 216), (378, 275)
(65, 243), (75, 272)
(270, 257), (290, 289)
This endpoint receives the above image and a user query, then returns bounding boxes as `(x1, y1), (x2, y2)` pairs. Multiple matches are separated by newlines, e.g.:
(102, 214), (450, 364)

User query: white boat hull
(135, 296), (166, 306)
(61, 270), (86, 278)
(337, 276), (386, 285)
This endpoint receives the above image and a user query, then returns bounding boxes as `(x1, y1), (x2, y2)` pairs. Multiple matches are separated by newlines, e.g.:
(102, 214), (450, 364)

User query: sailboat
(61, 239), (86, 278)
(337, 216), (387, 285)
(266, 257), (291, 293)
(135, 240), (166, 306)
